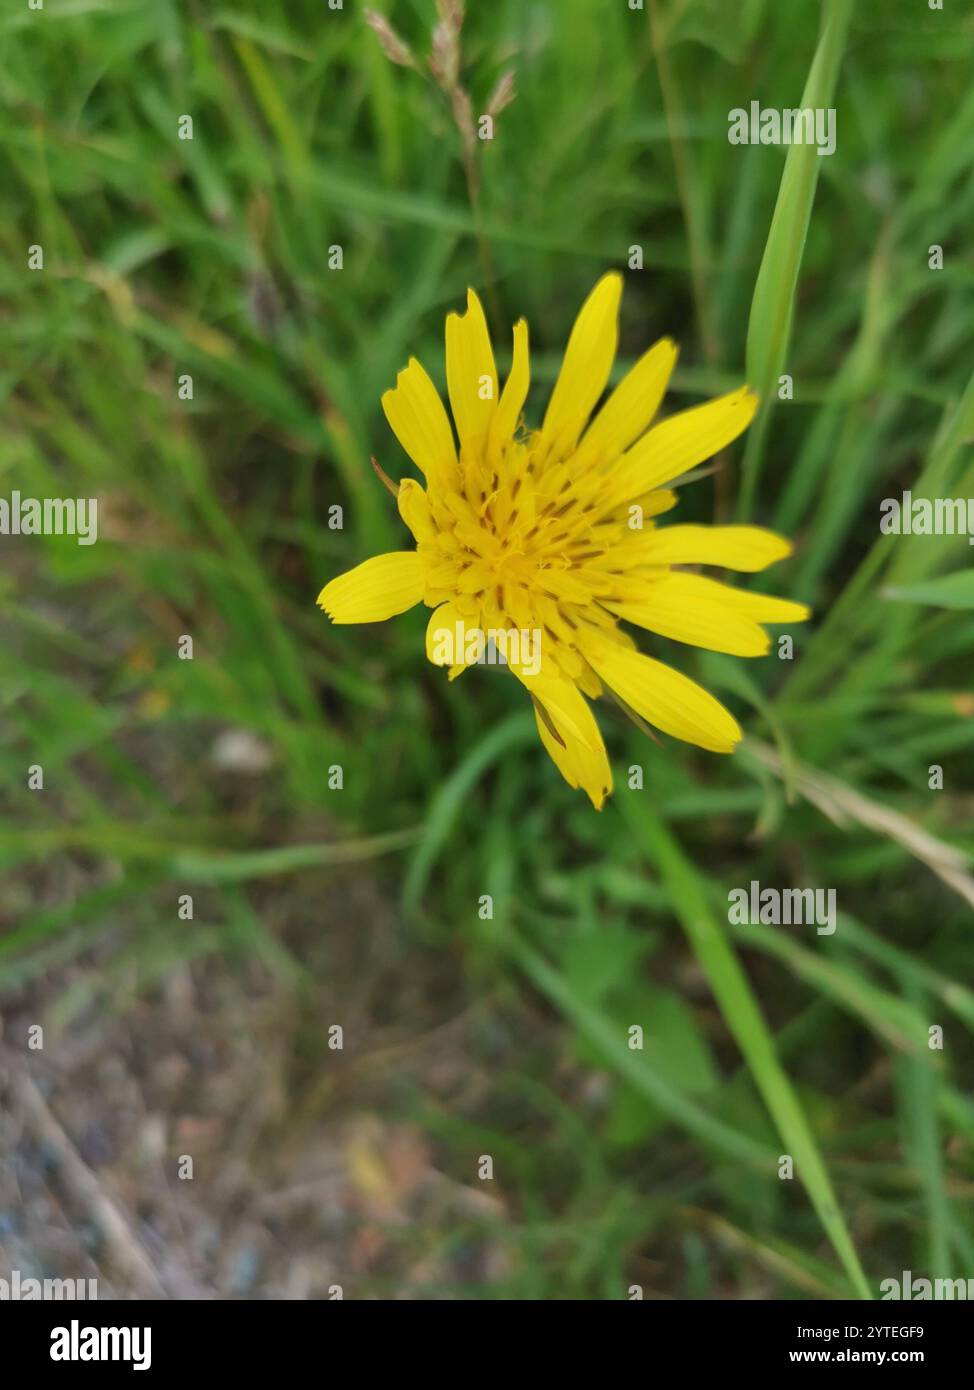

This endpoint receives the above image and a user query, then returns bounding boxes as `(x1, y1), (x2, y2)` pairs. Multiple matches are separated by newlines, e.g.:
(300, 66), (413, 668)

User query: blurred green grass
(2, 0), (973, 1298)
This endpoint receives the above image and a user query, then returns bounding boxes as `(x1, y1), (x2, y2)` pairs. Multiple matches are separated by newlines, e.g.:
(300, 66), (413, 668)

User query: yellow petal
(623, 488), (679, 522)
(488, 317), (530, 454)
(528, 677), (612, 809)
(646, 524), (792, 572)
(397, 477), (436, 543)
(611, 386), (758, 500)
(445, 289), (497, 452)
(607, 572), (771, 657)
(582, 632), (742, 753)
(512, 667), (593, 743)
(381, 358), (457, 486)
(576, 662), (603, 699)
(646, 571), (810, 625)
(425, 599), (469, 667)
(317, 551), (424, 624)
(542, 272), (622, 455)
(577, 337), (678, 464)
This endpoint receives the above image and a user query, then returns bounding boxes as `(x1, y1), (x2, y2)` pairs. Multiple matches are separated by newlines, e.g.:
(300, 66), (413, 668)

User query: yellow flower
(318, 273), (808, 809)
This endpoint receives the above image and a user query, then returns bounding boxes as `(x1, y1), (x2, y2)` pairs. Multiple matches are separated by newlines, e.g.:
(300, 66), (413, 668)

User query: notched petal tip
(316, 585), (339, 620)
(388, 357), (422, 392)
(315, 551), (424, 625)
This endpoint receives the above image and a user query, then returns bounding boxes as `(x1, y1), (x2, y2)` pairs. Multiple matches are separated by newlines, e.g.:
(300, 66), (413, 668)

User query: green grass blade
(883, 571), (974, 610)
(621, 798), (872, 1299)
(510, 937), (773, 1173)
(402, 713), (536, 914)
(738, 0), (853, 517)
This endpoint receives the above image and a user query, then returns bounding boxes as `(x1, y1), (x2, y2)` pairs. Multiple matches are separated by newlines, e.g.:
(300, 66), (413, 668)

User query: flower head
(318, 273), (808, 807)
